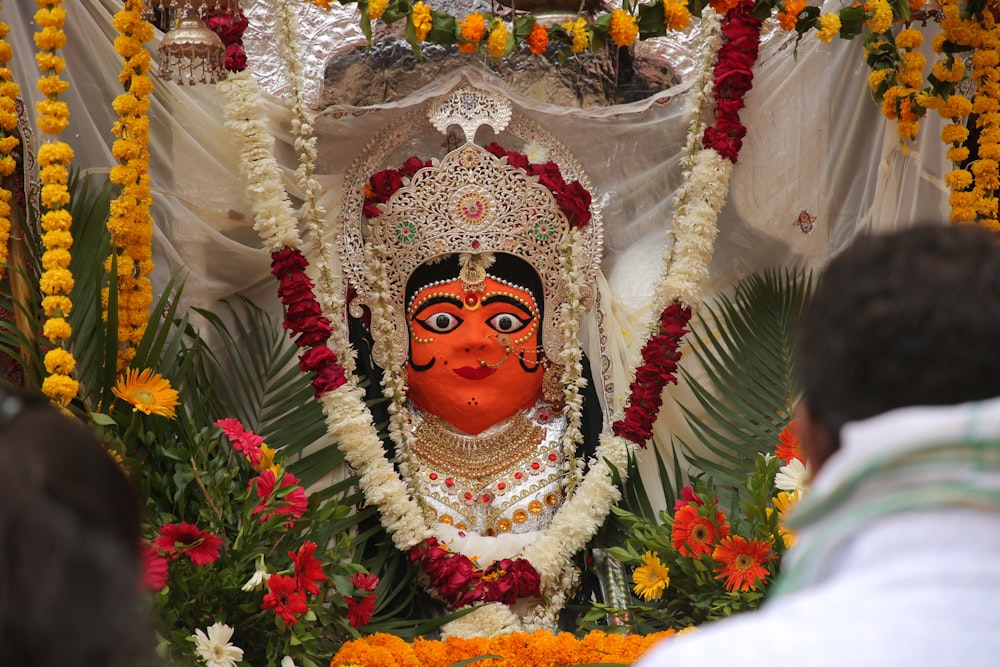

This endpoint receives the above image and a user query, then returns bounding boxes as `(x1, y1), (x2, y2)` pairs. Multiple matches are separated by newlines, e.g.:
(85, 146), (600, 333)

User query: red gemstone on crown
(471, 239), (481, 249)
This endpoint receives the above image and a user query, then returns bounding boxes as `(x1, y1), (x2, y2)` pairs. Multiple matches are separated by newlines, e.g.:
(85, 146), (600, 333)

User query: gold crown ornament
(335, 82), (604, 371)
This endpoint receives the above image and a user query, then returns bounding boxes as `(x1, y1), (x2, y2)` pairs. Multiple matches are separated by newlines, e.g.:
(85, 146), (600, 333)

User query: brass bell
(159, 10), (227, 85)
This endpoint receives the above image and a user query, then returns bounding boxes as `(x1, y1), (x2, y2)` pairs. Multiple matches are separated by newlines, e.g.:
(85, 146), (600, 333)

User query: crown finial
(428, 87), (512, 143)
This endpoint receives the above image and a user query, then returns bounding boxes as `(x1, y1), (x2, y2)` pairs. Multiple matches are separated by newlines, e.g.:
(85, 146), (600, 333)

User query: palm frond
(671, 267), (812, 508)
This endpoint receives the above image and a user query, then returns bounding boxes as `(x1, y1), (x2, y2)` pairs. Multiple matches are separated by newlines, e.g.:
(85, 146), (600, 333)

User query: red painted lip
(454, 366), (496, 380)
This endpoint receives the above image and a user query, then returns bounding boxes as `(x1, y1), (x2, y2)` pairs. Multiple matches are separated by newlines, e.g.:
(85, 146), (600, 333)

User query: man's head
(797, 224), (1000, 469)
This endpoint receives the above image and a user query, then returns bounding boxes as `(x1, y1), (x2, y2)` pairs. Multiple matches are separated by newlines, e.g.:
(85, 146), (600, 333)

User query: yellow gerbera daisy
(632, 551), (670, 602)
(113, 368), (179, 418)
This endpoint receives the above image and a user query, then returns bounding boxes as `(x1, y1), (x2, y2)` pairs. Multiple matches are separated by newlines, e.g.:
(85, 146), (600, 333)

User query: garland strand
(107, 0), (156, 372)
(0, 11), (20, 278)
(34, 0), (79, 408)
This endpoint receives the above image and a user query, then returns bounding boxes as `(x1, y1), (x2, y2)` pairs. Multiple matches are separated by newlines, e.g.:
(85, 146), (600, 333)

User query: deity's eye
(487, 311), (531, 334)
(416, 311), (463, 333)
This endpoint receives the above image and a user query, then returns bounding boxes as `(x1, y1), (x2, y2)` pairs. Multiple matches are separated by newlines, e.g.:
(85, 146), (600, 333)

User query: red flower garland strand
(270, 247), (347, 397)
(409, 537), (542, 609)
(613, 3), (762, 447)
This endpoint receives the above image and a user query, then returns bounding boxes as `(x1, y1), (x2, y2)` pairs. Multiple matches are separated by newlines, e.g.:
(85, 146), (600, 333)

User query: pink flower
(215, 418), (264, 466)
(154, 522), (223, 566)
(250, 469), (309, 526)
(141, 543), (169, 591)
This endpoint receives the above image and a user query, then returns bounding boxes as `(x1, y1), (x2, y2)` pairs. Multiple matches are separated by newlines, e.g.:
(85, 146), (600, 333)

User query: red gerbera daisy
(215, 417), (264, 466)
(670, 504), (730, 557)
(712, 535), (773, 592)
(776, 420), (805, 464)
(250, 469), (309, 526)
(154, 522), (223, 566)
(351, 571), (379, 593)
(290, 541), (326, 596)
(261, 574), (308, 626)
(346, 592), (376, 628)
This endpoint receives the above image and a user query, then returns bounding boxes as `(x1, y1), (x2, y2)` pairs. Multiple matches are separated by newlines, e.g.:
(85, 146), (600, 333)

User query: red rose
(505, 151), (530, 170)
(715, 69), (755, 99)
(556, 180), (592, 227)
(310, 362), (346, 395)
(509, 559), (541, 597)
(369, 169), (403, 201)
(484, 142), (507, 159)
(298, 345), (336, 372)
(225, 43), (247, 72)
(291, 317), (332, 347)
(271, 247), (308, 280)
(399, 156), (426, 178)
(277, 271), (315, 301)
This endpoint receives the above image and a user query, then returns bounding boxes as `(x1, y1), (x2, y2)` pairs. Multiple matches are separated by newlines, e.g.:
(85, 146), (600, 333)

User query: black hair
(404, 253), (545, 317)
(797, 224), (1000, 447)
(0, 389), (152, 666)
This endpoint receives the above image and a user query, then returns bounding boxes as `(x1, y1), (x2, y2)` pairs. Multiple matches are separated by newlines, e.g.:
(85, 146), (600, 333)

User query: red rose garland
(701, 0), (762, 164)
(271, 247), (347, 396)
(202, 4), (249, 72)
(410, 537), (542, 609)
(612, 1), (762, 447)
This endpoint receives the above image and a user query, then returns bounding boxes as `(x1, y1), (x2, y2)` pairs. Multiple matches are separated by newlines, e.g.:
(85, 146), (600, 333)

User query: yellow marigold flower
(129, 74), (154, 97)
(895, 28), (923, 49)
(40, 268), (75, 295)
(976, 196), (999, 217)
(114, 34), (142, 59)
(37, 141), (74, 165)
(901, 50), (925, 72)
(42, 230), (73, 250)
(0, 135), (18, 153)
(34, 52), (65, 72)
(896, 67), (923, 90)
(816, 13), (841, 43)
(368, 0), (389, 20)
(975, 49), (1000, 70)
(942, 94), (973, 119)
(113, 368), (180, 419)
(40, 184), (70, 209)
(663, 0), (692, 31)
(945, 169), (973, 192)
(34, 6), (68, 28)
(947, 145), (970, 163)
(44, 348), (76, 375)
(40, 163), (69, 185)
(632, 551), (670, 602)
(866, 0), (892, 34)
(941, 123), (970, 145)
(42, 373), (79, 406)
(42, 295), (73, 317)
(37, 113), (69, 136)
(609, 8), (639, 48)
(110, 163), (139, 186)
(36, 73), (69, 97)
(562, 17), (590, 53)
(42, 248), (71, 272)
(458, 12), (486, 53)
(527, 22), (548, 55)
(0, 41), (10, 63)
(487, 21), (509, 58)
(0, 155), (13, 177)
(932, 57), (965, 84)
(973, 96), (1000, 115)
(412, 1), (433, 41)
(867, 68), (891, 91)
(42, 316), (72, 341)
(33, 26), (67, 52)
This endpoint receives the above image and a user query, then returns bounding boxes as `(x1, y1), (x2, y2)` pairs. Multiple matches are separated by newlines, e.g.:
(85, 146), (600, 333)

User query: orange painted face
(406, 275), (544, 435)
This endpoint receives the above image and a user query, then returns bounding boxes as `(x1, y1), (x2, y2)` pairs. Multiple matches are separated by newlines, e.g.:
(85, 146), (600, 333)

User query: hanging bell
(159, 9), (227, 85)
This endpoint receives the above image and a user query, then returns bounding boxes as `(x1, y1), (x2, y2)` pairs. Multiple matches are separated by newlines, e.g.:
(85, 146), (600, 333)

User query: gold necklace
(411, 411), (546, 479)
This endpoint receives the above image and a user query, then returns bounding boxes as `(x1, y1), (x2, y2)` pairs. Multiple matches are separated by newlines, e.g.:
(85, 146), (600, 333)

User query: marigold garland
(0, 15), (20, 279)
(33, 0), (78, 408)
(331, 629), (678, 667)
(107, 0), (155, 372)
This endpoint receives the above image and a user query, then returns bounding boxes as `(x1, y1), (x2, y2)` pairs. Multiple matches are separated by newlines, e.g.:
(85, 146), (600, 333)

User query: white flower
(192, 623), (244, 667)
(281, 657), (298, 667)
(523, 140), (549, 163)
(241, 555), (269, 591)
(775, 458), (812, 495)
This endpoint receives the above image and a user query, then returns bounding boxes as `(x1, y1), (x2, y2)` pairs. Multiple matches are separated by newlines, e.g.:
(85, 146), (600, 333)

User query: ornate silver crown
(335, 81), (604, 369)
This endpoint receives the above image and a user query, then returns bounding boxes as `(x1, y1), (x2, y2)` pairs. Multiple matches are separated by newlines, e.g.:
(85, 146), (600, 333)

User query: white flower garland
(224, 6), (731, 635)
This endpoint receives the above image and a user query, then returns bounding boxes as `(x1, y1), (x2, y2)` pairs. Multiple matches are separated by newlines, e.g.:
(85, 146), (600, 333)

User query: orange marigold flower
(609, 8), (639, 48)
(527, 22), (548, 55)
(779, 0), (806, 30)
(663, 0), (691, 31)
(670, 503), (730, 557)
(709, 0), (740, 13)
(712, 535), (772, 592)
(776, 420), (805, 464)
(458, 12), (486, 53)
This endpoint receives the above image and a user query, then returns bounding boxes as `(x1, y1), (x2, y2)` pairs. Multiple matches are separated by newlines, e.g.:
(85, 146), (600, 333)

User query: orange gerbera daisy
(776, 419), (805, 464)
(712, 535), (772, 592)
(670, 503), (730, 557)
(112, 368), (180, 418)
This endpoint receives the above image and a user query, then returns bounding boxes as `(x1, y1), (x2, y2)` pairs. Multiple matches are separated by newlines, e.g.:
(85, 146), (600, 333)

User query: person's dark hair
(798, 224), (1000, 448)
(0, 389), (152, 666)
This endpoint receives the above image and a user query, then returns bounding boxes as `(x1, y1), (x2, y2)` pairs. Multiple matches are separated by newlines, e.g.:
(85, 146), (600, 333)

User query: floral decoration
(112, 367), (180, 418)
(202, 4), (249, 72)
(33, 0), (79, 408)
(107, 0), (156, 372)
(331, 628), (678, 667)
(0, 16), (18, 278)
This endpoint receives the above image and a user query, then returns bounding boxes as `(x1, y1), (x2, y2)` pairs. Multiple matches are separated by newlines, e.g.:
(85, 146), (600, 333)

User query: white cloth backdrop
(6, 0), (950, 508)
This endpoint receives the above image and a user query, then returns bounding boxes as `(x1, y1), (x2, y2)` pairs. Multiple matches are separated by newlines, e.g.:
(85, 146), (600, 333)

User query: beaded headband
(336, 82), (604, 369)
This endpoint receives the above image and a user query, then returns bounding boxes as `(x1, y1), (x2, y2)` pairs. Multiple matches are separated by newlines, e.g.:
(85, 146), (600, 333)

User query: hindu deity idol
(333, 83), (625, 635)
